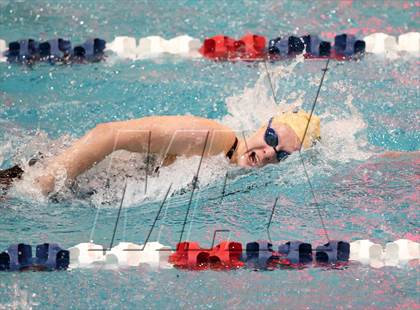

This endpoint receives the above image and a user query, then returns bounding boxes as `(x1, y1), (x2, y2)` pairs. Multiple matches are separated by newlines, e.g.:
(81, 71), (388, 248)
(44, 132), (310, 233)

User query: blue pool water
(0, 0), (419, 308)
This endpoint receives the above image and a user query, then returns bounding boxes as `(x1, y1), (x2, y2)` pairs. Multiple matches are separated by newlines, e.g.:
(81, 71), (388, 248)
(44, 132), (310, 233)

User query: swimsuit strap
(226, 137), (238, 160)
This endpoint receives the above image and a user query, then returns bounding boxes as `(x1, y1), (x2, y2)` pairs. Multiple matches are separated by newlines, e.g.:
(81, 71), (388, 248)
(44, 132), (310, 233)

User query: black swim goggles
(264, 117), (290, 162)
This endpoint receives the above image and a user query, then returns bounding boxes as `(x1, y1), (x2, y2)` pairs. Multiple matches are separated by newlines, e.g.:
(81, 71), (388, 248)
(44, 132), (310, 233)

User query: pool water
(0, 0), (419, 309)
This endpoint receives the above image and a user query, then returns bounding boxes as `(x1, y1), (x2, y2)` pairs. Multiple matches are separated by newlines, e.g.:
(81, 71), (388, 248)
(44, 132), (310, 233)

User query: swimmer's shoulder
(113, 115), (228, 128)
(134, 115), (235, 133)
(107, 115), (237, 147)
(152, 115), (238, 154)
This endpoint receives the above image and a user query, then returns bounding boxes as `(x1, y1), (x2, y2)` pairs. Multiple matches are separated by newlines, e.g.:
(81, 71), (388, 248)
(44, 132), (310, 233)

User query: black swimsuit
(225, 137), (238, 160)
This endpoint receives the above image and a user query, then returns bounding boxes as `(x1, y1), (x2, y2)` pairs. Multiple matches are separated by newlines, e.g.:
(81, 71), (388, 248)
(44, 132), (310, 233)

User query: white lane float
(0, 39), (7, 62)
(384, 239), (420, 267)
(106, 35), (201, 60)
(104, 241), (173, 269)
(363, 33), (399, 57)
(104, 242), (143, 267)
(362, 31), (420, 56)
(349, 239), (420, 268)
(68, 242), (105, 268)
(165, 35), (201, 57)
(349, 239), (385, 268)
(137, 242), (173, 269)
(137, 35), (168, 58)
(106, 36), (138, 60)
(349, 239), (377, 264)
(398, 32), (420, 54)
(68, 241), (173, 269)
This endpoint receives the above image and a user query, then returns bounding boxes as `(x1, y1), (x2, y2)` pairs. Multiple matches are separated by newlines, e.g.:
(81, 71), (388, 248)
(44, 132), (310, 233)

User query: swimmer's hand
(35, 174), (55, 196)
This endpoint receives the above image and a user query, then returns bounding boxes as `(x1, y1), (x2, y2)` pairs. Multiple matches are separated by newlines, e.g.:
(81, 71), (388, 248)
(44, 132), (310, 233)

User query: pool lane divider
(0, 32), (418, 64)
(1, 38), (106, 63)
(0, 239), (418, 271)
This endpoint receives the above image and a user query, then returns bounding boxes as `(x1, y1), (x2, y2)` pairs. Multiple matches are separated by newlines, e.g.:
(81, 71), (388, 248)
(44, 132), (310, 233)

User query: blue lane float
(267, 34), (364, 60)
(243, 241), (280, 269)
(242, 240), (314, 269)
(35, 243), (70, 270)
(268, 36), (306, 57)
(278, 241), (313, 264)
(38, 38), (72, 62)
(0, 243), (69, 271)
(334, 34), (366, 58)
(4, 37), (106, 64)
(0, 243), (32, 271)
(73, 38), (106, 62)
(301, 35), (331, 57)
(6, 39), (38, 62)
(315, 241), (350, 264)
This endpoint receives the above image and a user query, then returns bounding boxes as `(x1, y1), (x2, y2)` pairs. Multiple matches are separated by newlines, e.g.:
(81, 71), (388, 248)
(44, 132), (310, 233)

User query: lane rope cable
(263, 58), (331, 243)
(109, 177), (129, 250)
(178, 131), (210, 244)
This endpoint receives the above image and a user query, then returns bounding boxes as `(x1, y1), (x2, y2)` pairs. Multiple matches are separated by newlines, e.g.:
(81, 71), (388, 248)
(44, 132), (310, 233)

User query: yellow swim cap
(271, 110), (320, 149)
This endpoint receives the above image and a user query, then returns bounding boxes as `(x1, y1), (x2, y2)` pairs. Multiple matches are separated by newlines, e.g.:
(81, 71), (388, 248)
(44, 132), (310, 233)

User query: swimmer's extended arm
(36, 116), (236, 195)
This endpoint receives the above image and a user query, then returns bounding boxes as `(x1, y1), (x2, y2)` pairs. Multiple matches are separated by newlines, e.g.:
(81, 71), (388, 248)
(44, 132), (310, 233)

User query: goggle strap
(267, 117), (273, 128)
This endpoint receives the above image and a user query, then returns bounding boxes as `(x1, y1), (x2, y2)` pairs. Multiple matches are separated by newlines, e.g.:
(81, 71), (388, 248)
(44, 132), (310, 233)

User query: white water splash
(80, 150), (230, 207)
(221, 56), (305, 131)
(321, 93), (373, 163)
(11, 130), (75, 202)
(221, 58), (373, 164)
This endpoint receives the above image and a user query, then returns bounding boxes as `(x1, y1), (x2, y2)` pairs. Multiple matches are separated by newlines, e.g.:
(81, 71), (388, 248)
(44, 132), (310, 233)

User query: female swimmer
(0, 110), (320, 196)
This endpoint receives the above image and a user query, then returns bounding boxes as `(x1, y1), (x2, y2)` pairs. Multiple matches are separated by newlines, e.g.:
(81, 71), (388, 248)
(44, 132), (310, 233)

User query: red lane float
(199, 33), (266, 60)
(168, 241), (244, 270)
(238, 34), (267, 60)
(199, 35), (238, 60)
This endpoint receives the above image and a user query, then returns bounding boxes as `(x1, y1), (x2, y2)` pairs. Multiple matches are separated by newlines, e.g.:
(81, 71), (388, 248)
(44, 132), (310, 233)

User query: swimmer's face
(237, 125), (288, 168)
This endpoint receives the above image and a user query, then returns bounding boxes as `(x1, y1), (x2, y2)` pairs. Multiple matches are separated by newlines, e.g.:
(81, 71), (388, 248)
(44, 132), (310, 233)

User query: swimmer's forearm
(39, 120), (157, 194)
(47, 124), (115, 178)
(39, 123), (120, 193)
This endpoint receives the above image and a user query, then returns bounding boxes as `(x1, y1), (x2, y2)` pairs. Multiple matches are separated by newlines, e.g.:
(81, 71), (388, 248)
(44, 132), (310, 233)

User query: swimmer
(0, 110), (320, 196)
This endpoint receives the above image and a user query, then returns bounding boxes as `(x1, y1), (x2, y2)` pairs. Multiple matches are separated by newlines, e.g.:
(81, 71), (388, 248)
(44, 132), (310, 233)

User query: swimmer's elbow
(89, 122), (118, 149)
(91, 122), (115, 137)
